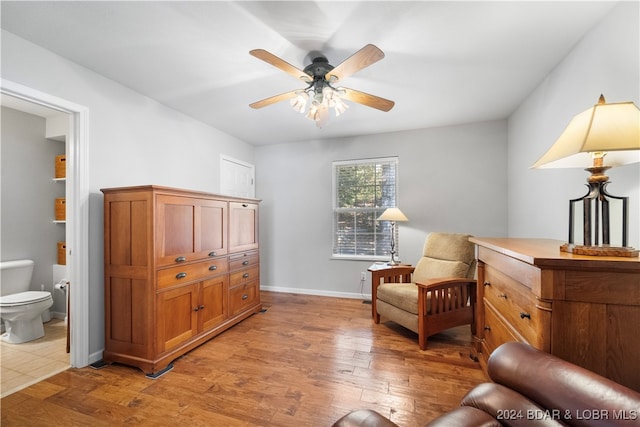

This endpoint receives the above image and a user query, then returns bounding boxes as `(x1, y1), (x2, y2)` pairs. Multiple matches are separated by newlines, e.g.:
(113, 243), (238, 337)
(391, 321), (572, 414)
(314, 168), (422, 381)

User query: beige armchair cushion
(377, 283), (418, 314)
(416, 232), (475, 277)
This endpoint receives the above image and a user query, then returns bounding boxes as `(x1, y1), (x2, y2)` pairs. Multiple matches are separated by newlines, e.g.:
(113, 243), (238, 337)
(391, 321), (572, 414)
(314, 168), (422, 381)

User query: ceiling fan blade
(325, 44), (385, 83)
(341, 88), (395, 112)
(249, 90), (299, 109)
(250, 49), (311, 83)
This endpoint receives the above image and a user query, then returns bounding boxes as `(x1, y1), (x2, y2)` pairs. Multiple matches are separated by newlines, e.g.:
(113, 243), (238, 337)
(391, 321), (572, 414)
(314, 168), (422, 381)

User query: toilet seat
(0, 291), (52, 306)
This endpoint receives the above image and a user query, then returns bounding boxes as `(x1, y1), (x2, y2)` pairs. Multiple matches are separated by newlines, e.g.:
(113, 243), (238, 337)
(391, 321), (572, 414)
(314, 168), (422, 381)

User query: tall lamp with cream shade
(532, 95), (640, 257)
(377, 207), (408, 265)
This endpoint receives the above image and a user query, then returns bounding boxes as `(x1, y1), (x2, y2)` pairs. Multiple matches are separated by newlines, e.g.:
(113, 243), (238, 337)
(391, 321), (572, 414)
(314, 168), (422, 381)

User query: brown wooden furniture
(471, 237), (640, 391)
(370, 233), (477, 350)
(101, 185), (260, 376)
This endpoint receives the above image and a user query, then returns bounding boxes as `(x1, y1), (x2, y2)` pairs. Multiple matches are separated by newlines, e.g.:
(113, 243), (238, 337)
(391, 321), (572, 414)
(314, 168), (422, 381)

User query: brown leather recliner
(332, 342), (640, 427)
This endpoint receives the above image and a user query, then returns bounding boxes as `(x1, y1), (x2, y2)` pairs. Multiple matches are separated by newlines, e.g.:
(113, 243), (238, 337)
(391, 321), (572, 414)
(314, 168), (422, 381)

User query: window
(332, 157), (398, 259)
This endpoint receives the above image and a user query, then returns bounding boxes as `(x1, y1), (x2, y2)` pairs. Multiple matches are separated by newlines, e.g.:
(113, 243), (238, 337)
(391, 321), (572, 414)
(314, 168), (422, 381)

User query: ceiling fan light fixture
(306, 104), (319, 121)
(250, 45), (394, 124)
(290, 91), (308, 114)
(334, 97), (349, 117)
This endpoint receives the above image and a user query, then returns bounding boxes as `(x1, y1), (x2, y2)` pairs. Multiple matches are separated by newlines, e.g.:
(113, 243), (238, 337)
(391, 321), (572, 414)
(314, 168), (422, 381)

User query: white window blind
(332, 157), (398, 259)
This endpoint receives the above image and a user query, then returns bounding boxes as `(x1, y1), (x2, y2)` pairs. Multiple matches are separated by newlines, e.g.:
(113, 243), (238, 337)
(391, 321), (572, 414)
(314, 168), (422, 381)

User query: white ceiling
(1, 1), (617, 146)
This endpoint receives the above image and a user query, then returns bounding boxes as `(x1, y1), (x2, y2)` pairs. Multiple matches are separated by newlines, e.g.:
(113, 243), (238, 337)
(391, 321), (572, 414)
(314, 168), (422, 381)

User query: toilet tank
(0, 260), (35, 296)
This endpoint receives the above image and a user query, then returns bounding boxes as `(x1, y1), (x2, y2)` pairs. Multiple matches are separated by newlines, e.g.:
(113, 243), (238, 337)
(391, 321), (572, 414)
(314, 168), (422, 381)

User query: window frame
(331, 156), (399, 261)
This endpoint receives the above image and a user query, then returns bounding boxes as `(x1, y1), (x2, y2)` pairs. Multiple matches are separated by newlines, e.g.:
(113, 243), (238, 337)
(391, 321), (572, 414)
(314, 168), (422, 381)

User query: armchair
(372, 232), (476, 350)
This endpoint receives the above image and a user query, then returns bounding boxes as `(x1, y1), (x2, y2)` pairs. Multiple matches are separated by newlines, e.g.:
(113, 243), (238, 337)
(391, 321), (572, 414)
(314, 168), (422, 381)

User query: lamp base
(560, 243), (639, 257)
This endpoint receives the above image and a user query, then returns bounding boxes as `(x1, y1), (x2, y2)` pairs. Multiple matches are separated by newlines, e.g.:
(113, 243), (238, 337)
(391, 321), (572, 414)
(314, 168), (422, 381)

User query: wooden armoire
(101, 185), (260, 376)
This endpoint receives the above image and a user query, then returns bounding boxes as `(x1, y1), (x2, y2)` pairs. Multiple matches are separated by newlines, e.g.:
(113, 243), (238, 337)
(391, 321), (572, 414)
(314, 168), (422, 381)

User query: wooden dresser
(470, 237), (640, 391)
(101, 185), (260, 376)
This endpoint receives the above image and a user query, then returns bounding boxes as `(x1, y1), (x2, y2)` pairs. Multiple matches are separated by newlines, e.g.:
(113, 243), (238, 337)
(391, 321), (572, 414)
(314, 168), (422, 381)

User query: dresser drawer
(229, 281), (259, 316)
(230, 266), (259, 287)
(483, 265), (541, 346)
(483, 300), (520, 355)
(229, 251), (259, 271)
(157, 259), (228, 290)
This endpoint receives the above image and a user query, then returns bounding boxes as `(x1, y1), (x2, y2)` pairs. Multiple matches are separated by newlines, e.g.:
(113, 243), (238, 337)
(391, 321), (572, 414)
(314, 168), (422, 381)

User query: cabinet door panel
(196, 199), (227, 257)
(157, 196), (228, 265)
(156, 195), (196, 265)
(229, 202), (258, 253)
(199, 277), (228, 331)
(157, 285), (198, 352)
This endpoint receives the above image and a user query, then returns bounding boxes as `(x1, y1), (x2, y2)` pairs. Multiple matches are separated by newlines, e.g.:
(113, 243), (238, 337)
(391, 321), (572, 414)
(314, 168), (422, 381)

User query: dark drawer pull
(209, 251), (217, 257)
(484, 325), (491, 331)
(520, 312), (531, 319)
(483, 281), (490, 287)
(199, 305), (205, 310)
(242, 294), (249, 300)
(242, 260), (249, 266)
(175, 256), (186, 263)
(242, 203), (248, 208)
(193, 306), (199, 312)
(498, 293), (508, 299)
(209, 265), (217, 271)
(243, 273), (250, 278)
(176, 272), (187, 279)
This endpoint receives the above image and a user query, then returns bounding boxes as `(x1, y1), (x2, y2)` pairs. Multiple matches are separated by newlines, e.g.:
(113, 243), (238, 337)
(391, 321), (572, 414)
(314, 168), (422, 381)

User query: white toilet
(0, 260), (53, 343)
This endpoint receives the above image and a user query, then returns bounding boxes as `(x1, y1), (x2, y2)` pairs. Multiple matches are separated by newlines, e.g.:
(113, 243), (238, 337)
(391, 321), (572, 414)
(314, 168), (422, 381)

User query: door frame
(1, 78), (90, 368)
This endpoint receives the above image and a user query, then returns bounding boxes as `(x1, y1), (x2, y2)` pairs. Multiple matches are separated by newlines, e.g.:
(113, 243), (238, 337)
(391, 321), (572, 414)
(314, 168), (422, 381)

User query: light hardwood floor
(1, 292), (487, 426)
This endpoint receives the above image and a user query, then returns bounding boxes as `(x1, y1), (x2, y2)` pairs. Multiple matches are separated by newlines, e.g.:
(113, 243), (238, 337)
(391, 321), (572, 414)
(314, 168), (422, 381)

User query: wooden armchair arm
(415, 277), (476, 291)
(416, 277), (477, 343)
(380, 266), (415, 282)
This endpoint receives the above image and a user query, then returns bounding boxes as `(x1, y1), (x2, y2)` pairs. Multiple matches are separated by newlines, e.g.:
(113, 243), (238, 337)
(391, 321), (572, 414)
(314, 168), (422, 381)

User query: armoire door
(157, 284), (198, 352)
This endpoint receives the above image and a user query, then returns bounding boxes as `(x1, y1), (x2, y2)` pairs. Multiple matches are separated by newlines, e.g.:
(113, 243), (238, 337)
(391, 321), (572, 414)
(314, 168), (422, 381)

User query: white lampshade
(377, 208), (408, 222)
(532, 95), (640, 169)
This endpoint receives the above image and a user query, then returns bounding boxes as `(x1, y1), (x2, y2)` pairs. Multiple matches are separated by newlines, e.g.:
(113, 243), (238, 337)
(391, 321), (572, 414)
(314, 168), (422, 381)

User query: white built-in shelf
(53, 178), (66, 182)
(53, 220), (66, 224)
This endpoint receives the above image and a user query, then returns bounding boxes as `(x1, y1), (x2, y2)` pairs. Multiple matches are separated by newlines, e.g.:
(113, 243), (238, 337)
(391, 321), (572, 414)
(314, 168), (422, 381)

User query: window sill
(330, 255), (389, 262)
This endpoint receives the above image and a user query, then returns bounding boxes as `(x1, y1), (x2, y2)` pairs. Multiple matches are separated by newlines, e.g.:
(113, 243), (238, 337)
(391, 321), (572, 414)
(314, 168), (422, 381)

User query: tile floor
(0, 318), (70, 398)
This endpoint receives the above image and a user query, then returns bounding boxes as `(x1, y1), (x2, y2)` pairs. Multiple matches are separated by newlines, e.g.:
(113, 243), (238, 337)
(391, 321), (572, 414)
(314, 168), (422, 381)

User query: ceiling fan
(249, 44), (395, 127)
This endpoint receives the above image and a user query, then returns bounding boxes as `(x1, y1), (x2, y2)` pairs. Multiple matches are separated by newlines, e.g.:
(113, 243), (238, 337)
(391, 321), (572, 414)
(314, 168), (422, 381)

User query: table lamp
(377, 208), (409, 264)
(532, 95), (640, 257)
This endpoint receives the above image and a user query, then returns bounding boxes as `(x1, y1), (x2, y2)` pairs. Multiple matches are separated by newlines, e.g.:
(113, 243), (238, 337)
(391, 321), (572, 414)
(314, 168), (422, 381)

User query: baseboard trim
(260, 285), (371, 300)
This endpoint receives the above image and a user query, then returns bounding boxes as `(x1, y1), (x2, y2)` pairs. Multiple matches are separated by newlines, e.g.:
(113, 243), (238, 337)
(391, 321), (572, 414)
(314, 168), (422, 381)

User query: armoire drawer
(483, 265), (540, 346)
(483, 300), (521, 355)
(157, 259), (228, 290)
(229, 281), (259, 316)
(230, 266), (259, 287)
(229, 251), (259, 271)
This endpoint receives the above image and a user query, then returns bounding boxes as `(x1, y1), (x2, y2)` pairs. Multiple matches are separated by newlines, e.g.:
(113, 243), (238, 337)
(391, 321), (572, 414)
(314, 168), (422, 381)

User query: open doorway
(1, 80), (89, 378)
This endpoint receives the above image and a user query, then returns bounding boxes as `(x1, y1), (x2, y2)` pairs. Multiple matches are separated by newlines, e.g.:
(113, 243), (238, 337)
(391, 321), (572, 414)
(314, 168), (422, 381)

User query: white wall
(508, 2), (639, 248)
(1, 30), (256, 356)
(255, 120), (508, 297)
